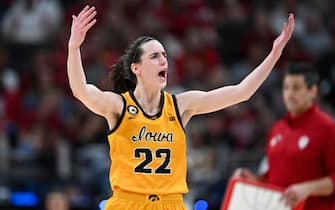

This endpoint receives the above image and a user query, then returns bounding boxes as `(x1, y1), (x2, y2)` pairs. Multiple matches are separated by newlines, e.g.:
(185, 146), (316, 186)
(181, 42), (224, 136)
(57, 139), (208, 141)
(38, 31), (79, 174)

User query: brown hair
(109, 36), (156, 93)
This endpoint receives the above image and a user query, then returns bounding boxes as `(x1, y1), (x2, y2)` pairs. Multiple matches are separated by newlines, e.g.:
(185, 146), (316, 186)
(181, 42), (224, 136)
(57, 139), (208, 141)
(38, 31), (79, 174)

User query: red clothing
(266, 104), (335, 210)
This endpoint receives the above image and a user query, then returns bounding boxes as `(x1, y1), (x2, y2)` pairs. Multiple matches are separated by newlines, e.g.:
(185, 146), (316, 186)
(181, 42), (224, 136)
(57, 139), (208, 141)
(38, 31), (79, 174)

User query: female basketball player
(67, 5), (295, 210)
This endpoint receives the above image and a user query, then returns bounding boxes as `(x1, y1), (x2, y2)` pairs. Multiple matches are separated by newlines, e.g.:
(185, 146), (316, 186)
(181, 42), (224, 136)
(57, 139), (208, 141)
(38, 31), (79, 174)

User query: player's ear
(131, 63), (140, 75)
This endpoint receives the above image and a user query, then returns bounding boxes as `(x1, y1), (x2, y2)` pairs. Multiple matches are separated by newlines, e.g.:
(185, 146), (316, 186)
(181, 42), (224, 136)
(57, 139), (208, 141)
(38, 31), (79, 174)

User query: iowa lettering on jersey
(132, 126), (173, 142)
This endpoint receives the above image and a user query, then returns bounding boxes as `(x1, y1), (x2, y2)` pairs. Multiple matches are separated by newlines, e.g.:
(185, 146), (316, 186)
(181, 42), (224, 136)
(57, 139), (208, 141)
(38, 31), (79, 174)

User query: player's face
(282, 75), (316, 116)
(136, 40), (168, 89)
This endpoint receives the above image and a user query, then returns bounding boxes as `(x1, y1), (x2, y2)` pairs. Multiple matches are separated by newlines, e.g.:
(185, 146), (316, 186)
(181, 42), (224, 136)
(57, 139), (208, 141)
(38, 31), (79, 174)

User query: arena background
(0, 0), (334, 209)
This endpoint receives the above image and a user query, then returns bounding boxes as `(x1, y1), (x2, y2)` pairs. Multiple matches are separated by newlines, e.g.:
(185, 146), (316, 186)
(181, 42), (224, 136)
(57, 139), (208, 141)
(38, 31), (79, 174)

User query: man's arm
(282, 124), (335, 207)
(282, 177), (334, 207)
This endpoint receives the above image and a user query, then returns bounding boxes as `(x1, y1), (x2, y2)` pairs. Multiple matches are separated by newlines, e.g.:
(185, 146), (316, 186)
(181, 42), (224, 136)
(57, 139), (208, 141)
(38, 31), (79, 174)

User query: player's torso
(107, 91), (188, 194)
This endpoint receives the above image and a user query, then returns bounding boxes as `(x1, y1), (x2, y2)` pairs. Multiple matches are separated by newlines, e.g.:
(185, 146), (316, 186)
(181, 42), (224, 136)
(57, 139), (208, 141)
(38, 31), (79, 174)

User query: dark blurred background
(0, 0), (334, 209)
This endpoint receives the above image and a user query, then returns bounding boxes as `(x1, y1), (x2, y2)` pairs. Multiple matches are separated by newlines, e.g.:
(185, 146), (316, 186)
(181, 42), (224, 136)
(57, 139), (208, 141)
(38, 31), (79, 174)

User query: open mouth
(158, 70), (167, 80)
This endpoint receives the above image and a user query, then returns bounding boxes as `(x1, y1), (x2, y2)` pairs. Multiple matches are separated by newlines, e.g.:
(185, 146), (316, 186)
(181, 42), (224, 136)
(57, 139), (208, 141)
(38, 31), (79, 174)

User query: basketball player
(67, 5), (294, 210)
(234, 64), (335, 210)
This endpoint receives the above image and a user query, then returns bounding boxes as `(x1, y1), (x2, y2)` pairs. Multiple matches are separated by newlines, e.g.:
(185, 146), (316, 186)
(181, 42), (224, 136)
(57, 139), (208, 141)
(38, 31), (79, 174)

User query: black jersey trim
(172, 95), (186, 133)
(129, 90), (164, 120)
(107, 95), (126, 135)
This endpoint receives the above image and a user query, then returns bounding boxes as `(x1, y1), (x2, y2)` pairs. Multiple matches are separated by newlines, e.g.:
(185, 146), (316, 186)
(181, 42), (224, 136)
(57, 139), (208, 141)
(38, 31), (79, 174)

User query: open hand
(272, 13), (295, 54)
(68, 5), (97, 49)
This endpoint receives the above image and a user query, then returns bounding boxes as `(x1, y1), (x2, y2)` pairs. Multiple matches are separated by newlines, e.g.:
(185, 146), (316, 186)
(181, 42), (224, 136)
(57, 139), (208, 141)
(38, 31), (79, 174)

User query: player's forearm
(67, 46), (88, 98)
(304, 177), (334, 196)
(237, 49), (282, 101)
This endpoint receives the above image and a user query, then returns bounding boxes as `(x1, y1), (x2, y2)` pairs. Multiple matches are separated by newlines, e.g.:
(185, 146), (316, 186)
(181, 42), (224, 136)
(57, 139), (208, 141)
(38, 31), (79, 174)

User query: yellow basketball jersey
(107, 91), (188, 194)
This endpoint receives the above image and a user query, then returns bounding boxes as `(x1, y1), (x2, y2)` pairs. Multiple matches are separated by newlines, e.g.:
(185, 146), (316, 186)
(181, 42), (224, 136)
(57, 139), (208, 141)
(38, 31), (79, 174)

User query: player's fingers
(288, 13), (295, 27)
(72, 15), (76, 23)
(282, 23), (293, 43)
(288, 18), (295, 36)
(276, 22), (286, 40)
(81, 10), (97, 27)
(83, 19), (97, 32)
(77, 5), (89, 19)
(79, 6), (96, 22)
(286, 14), (295, 35)
(283, 22), (288, 33)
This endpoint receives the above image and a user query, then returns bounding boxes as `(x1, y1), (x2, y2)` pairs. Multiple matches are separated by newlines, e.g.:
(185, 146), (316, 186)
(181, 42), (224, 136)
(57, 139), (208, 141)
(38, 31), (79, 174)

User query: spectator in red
(234, 63), (335, 210)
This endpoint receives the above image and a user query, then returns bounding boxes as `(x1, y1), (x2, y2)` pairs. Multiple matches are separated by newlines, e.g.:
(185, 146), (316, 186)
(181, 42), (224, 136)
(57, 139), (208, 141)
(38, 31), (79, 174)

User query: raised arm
(67, 6), (123, 119)
(177, 14), (295, 124)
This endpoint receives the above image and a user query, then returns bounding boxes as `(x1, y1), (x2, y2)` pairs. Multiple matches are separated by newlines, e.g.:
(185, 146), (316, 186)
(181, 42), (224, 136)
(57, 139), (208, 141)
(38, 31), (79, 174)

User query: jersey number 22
(134, 148), (171, 174)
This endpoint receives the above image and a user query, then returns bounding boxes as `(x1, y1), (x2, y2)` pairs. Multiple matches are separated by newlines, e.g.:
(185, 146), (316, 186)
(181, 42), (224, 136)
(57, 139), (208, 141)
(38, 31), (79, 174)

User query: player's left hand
(272, 13), (295, 55)
(281, 183), (310, 207)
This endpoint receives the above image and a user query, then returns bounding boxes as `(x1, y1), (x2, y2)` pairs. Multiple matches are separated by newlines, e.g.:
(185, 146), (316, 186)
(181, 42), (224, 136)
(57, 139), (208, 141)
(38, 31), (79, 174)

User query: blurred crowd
(0, 0), (334, 209)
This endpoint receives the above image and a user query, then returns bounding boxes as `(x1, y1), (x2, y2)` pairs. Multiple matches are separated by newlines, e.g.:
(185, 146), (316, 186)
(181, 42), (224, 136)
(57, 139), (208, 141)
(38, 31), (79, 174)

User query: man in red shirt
(234, 63), (335, 210)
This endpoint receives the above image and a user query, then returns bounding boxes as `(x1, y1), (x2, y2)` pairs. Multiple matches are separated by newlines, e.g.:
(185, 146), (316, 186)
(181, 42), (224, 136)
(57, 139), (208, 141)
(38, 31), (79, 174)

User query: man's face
(283, 75), (316, 116)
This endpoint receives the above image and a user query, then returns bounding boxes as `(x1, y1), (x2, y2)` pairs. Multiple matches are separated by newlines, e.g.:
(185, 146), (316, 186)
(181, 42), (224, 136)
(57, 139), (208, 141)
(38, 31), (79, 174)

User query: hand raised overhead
(68, 5), (97, 49)
(272, 13), (295, 54)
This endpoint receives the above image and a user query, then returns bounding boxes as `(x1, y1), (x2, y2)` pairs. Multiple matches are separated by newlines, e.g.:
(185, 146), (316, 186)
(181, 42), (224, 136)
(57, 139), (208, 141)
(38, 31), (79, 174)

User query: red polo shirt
(265, 104), (335, 210)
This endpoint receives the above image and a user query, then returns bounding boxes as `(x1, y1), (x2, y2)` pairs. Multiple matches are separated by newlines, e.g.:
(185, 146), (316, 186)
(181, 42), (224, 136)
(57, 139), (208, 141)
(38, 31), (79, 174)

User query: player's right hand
(68, 5), (97, 49)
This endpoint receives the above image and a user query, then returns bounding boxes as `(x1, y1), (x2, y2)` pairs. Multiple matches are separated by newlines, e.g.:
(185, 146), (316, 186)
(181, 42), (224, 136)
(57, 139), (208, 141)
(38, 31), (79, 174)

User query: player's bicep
(74, 84), (122, 117)
(177, 86), (242, 116)
(175, 91), (208, 125)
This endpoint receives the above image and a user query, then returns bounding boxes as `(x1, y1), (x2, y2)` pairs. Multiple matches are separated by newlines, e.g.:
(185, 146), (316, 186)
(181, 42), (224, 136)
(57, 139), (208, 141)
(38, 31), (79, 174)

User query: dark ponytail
(109, 36), (156, 93)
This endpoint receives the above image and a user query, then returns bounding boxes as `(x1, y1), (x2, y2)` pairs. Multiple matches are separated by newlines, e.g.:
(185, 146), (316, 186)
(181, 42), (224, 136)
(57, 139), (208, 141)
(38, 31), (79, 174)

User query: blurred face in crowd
(282, 74), (317, 116)
(45, 192), (69, 210)
(132, 40), (168, 90)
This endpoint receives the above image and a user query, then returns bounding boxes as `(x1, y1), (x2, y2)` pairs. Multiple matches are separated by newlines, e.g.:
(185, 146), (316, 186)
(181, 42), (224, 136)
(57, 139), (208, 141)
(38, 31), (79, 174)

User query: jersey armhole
(107, 95), (126, 135)
(172, 94), (186, 133)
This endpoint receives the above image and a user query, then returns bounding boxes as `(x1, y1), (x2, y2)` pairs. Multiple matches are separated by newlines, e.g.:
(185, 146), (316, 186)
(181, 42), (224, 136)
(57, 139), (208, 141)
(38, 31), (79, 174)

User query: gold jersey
(107, 91), (188, 194)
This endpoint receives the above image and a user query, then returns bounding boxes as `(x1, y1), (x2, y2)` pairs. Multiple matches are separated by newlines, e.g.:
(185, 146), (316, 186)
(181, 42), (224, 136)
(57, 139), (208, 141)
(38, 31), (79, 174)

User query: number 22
(134, 148), (171, 174)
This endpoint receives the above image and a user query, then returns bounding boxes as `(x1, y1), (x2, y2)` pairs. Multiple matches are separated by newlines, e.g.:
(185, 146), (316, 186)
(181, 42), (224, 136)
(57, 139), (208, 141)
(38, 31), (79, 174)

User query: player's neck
(133, 87), (162, 115)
